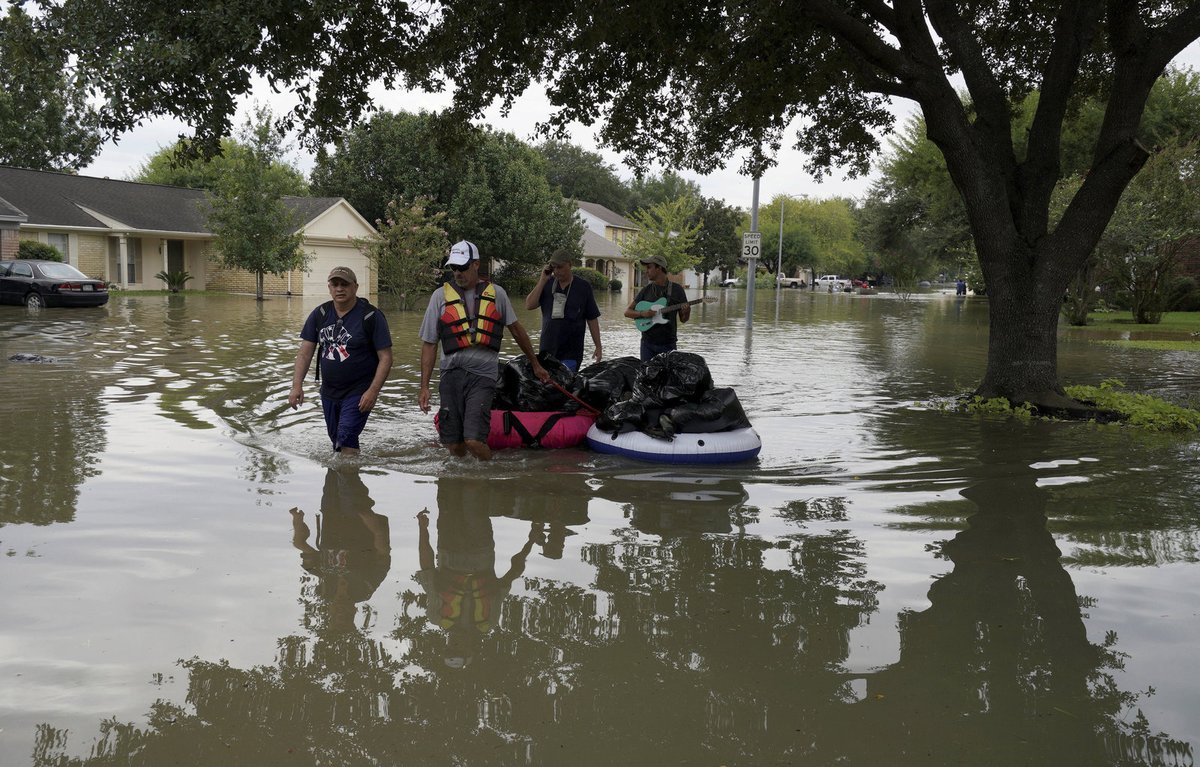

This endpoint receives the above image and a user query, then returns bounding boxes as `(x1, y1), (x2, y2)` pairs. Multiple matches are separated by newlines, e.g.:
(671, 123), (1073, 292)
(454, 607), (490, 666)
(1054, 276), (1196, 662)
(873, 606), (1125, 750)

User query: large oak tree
(43, 0), (1200, 409)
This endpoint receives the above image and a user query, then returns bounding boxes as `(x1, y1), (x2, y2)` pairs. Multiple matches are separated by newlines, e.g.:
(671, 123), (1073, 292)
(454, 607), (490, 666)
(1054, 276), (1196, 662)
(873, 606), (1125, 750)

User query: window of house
(127, 239), (141, 283)
(46, 233), (69, 261)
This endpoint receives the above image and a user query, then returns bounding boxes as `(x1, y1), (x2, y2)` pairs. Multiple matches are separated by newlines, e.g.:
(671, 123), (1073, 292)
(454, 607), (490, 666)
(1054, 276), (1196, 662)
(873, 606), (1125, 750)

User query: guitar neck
(659, 298), (706, 313)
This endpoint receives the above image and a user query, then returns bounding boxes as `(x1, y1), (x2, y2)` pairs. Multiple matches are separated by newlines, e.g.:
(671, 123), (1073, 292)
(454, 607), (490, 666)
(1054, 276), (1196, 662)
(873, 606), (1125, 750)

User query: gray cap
(327, 266), (357, 283)
(639, 255), (668, 269)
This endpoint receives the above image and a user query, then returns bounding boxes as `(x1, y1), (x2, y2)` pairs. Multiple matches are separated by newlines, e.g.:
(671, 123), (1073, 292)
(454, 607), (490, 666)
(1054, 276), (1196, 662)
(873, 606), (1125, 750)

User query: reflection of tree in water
(863, 416), (1193, 766)
(30, 453), (1190, 765)
(0, 368), (105, 527)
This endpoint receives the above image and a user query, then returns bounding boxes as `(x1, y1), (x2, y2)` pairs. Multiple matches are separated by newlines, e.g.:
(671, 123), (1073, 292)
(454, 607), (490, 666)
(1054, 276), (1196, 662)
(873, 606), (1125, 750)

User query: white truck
(816, 275), (851, 292)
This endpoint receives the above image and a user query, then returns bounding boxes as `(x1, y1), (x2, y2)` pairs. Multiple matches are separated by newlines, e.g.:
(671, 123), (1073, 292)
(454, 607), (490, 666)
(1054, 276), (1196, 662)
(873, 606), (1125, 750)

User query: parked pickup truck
(816, 275), (851, 291)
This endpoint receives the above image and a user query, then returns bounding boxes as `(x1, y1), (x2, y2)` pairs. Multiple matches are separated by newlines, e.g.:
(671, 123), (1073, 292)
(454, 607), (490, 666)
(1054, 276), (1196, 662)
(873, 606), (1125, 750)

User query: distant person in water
(289, 267), (392, 454)
(524, 248), (602, 372)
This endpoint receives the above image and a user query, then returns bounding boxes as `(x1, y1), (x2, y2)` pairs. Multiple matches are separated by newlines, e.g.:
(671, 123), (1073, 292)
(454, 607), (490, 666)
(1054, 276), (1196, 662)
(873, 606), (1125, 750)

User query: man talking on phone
(524, 248), (602, 372)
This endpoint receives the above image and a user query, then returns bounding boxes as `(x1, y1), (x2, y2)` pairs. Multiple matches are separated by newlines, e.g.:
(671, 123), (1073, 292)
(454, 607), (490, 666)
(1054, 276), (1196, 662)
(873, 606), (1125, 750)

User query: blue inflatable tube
(585, 423), (762, 464)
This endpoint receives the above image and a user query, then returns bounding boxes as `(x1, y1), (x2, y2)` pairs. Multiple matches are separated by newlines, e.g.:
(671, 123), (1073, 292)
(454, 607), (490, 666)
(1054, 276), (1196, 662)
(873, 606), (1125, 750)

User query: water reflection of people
(416, 505), (540, 669)
(288, 467), (391, 631)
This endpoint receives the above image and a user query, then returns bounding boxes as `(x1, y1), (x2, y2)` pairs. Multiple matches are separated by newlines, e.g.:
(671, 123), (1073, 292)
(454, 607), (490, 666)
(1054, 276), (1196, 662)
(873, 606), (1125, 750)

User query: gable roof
(0, 166), (345, 235)
(581, 228), (623, 259)
(0, 193), (26, 223)
(576, 200), (638, 230)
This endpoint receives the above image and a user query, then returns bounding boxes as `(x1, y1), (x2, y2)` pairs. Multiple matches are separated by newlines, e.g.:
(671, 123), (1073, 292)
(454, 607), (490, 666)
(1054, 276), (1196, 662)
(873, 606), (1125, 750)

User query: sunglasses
(449, 262), (471, 272)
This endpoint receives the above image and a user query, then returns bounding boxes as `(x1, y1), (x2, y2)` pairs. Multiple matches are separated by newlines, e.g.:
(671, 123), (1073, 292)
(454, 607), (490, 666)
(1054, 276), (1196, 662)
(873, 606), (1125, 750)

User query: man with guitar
(624, 254), (691, 361)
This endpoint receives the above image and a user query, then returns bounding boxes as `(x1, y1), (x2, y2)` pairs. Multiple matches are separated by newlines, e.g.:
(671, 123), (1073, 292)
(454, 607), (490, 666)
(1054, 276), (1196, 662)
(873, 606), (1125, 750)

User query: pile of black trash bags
(493, 350), (752, 440)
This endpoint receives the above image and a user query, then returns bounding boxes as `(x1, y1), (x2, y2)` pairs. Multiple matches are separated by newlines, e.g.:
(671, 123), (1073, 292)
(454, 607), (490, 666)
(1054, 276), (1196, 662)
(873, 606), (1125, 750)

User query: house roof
(576, 200), (638, 230)
(0, 193), (27, 223)
(0, 165), (345, 235)
(581, 228), (623, 259)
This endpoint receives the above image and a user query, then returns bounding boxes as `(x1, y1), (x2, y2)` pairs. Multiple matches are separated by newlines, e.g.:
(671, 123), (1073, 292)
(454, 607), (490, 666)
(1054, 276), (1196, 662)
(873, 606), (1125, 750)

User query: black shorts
(437, 367), (496, 444)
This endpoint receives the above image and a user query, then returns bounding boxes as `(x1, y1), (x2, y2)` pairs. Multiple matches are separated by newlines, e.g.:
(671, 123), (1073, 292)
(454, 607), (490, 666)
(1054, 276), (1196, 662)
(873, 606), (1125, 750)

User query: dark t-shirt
(634, 280), (688, 345)
(300, 298), (393, 400)
(536, 276), (601, 363)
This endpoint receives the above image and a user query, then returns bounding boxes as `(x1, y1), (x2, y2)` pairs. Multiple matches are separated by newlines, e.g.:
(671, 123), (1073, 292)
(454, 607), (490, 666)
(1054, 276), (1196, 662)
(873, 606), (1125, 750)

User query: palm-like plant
(155, 270), (193, 293)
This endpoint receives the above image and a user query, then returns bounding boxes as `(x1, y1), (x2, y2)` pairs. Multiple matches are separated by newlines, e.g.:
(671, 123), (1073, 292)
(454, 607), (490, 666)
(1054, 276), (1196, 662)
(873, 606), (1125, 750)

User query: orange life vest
(439, 281), (504, 354)
(437, 572), (495, 632)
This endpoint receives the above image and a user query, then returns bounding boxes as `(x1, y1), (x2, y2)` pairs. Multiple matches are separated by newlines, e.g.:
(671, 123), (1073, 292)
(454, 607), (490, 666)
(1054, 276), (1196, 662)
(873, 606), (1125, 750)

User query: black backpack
(314, 298), (378, 382)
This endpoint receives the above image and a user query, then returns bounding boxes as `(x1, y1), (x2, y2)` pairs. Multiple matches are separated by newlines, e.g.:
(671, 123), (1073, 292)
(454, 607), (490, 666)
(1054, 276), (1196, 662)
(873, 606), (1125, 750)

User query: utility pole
(776, 196), (785, 293)
(746, 177), (759, 327)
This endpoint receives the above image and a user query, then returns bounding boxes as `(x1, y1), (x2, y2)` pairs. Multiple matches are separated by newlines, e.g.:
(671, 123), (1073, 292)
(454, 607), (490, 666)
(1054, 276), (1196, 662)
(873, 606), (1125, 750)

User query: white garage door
(302, 244), (372, 297)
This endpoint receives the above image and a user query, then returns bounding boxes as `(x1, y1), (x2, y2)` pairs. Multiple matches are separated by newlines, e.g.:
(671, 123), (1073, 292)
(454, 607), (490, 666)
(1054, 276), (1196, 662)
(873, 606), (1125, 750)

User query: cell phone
(543, 266), (553, 275)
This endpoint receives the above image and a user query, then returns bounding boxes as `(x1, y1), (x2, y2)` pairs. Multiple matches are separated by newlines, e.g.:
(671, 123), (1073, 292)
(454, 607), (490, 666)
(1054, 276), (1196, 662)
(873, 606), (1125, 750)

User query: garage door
(302, 244), (372, 297)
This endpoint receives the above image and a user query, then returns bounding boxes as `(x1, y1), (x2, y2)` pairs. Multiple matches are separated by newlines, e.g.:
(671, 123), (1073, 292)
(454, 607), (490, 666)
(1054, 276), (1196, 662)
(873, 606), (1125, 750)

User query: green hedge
(18, 240), (63, 261)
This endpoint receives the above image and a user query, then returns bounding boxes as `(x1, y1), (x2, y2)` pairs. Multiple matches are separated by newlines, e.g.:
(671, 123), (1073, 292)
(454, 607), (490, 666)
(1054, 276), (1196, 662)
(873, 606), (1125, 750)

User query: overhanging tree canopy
(44, 0), (1200, 408)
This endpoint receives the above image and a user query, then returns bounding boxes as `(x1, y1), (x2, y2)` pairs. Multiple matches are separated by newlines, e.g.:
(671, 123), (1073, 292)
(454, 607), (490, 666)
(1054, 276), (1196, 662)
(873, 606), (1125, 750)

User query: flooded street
(1, 288), (1198, 765)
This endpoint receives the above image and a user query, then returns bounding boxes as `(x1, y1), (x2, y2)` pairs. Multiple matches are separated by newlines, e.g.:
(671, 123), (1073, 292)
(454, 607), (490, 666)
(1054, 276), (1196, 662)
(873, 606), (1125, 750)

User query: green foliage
(1166, 277), (1200, 312)
(691, 196), (743, 279)
(536, 139), (630, 213)
(962, 396), (1036, 420)
(208, 107), (309, 300)
(573, 266), (608, 292)
(608, 278), (622, 291)
(355, 197), (449, 311)
(0, 6), (102, 171)
(858, 115), (972, 284)
(132, 137), (308, 195)
(627, 172), (702, 213)
(313, 112), (581, 275)
(154, 270), (193, 292)
(753, 195), (863, 277)
(1065, 380), (1200, 432)
(17, 240), (63, 261)
(621, 196), (702, 274)
(447, 131), (584, 274)
(1086, 137), (1200, 324)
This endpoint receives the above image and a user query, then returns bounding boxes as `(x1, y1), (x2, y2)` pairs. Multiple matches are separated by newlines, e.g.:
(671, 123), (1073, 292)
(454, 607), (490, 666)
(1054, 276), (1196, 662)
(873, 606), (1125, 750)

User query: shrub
(574, 266), (608, 292)
(1166, 276), (1200, 312)
(154, 270), (194, 292)
(609, 278), (623, 291)
(18, 240), (63, 261)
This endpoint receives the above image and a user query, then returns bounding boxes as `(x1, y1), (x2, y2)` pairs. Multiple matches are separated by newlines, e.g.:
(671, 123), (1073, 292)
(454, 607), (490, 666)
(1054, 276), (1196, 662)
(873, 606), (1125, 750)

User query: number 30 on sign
(741, 232), (762, 261)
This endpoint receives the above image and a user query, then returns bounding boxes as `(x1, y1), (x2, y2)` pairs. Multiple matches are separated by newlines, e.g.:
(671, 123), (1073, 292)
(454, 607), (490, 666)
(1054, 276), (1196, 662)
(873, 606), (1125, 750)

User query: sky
(80, 42), (1200, 213)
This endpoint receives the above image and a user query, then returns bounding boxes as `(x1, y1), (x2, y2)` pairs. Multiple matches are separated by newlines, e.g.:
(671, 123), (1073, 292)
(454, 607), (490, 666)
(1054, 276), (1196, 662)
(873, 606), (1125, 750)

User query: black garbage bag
(595, 398), (673, 435)
(493, 353), (575, 412)
(575, 356), (641, 411)
(632, 351), (712, 405)
(661, 387), (752, 436)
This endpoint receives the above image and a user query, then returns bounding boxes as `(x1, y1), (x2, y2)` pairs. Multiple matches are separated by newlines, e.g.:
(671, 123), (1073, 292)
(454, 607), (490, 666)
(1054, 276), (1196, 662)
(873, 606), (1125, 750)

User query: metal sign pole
(746, 178), (759, 328)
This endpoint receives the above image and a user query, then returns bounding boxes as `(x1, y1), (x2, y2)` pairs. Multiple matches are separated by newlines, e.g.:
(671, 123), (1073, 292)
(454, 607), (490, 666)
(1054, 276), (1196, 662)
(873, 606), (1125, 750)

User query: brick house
(0, 166), (378, 297)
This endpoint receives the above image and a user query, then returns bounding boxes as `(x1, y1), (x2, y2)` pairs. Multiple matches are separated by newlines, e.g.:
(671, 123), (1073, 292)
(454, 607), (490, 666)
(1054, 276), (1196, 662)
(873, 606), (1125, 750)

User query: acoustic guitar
(633, 296), (717, 332)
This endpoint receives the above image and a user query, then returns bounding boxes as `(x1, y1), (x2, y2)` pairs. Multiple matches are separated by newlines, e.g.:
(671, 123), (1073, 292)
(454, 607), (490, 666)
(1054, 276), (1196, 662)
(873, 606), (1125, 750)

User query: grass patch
(1064, 379), (1200, 432)
(1092, 339), (1200, 352)
(1079, 311), (1200, 333)
(928, 381), (1200, 432)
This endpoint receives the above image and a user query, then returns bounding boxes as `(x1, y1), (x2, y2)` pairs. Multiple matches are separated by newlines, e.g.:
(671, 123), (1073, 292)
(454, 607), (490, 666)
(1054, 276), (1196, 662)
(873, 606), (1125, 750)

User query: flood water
(1, 287), (1199, 766)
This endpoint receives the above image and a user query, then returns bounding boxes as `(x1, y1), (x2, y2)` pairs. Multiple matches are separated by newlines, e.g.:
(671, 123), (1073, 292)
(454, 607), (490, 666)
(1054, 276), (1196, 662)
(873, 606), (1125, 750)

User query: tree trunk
(256, 271), (265, 301)
(974, 276), (1093, 413)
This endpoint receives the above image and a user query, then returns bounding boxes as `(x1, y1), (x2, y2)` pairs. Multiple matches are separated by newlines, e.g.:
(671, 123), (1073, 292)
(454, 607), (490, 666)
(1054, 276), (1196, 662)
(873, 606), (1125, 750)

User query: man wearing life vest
(418, 240), (549, 460)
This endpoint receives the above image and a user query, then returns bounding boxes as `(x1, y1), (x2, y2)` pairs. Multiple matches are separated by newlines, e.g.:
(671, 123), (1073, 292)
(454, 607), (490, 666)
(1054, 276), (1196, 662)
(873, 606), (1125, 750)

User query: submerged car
(0, 259), (109, 308)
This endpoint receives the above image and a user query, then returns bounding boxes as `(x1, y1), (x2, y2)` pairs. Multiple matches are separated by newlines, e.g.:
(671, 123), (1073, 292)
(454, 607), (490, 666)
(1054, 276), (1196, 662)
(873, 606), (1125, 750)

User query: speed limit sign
(741, 231), (762, 261)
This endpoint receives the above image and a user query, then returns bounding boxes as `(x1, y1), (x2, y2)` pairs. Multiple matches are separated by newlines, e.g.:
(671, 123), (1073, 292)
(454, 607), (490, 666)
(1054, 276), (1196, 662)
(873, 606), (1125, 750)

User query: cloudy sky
(81, 42), (1200, 211)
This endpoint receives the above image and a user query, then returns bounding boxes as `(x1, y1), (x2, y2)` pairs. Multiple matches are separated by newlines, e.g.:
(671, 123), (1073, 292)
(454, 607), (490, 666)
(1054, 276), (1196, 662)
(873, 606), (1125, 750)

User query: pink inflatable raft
(437, 409), (597, 450)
